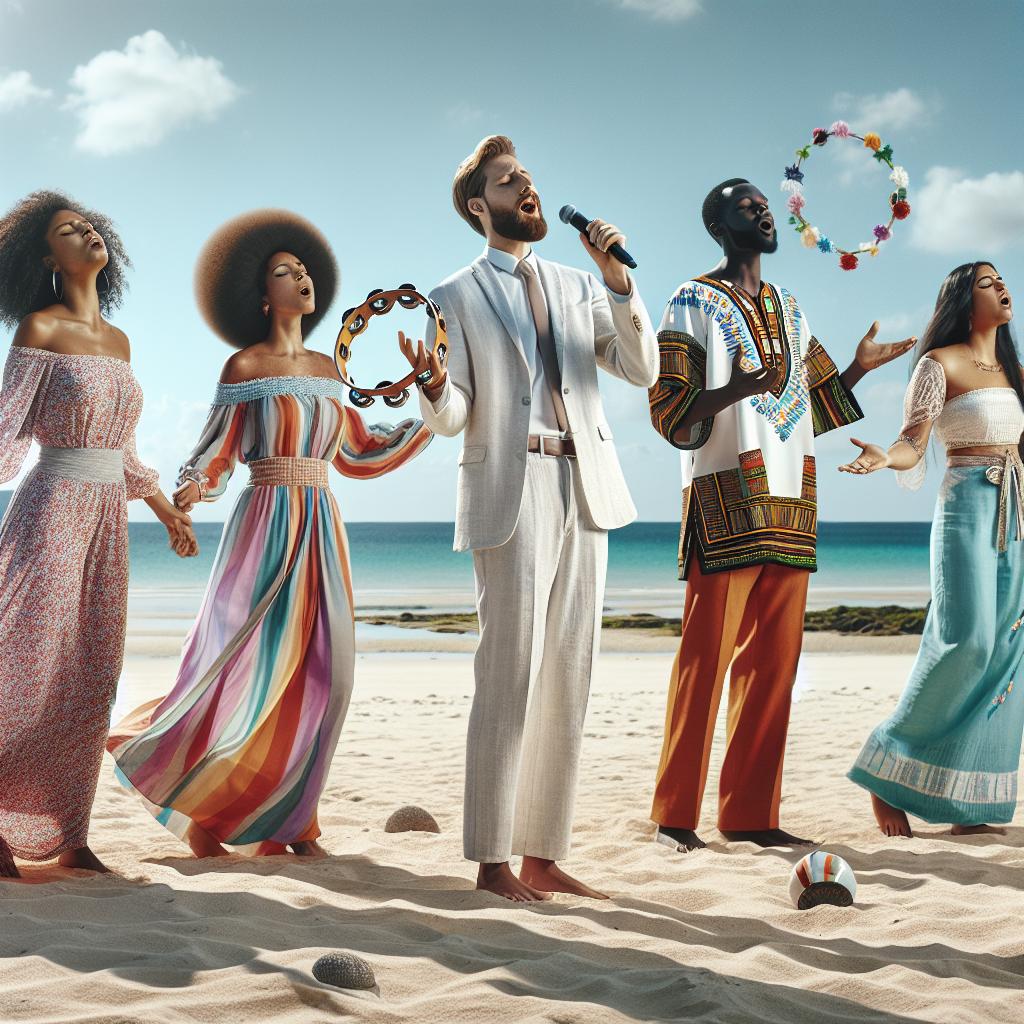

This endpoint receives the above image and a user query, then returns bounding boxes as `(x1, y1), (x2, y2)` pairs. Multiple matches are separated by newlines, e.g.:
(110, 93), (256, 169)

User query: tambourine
(333, 285), (449, 408)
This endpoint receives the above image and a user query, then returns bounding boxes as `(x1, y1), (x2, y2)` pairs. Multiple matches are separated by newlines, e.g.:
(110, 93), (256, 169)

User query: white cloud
(0, 70), (52, 112)
(64, 30), (240, 156)
(446, 102), (483, 126)
(833, 87), (931, 132)
(910, 166), (1024, 254)
(826, 88), (930, 187)
(615, 0), (702, 21)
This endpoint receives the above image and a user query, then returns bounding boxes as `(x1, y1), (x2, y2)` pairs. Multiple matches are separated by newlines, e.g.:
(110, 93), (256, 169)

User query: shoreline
(124, 618), (925, 658)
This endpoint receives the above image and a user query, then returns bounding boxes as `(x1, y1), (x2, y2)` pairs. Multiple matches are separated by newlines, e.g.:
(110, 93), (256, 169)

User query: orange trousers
(651, 558), (809, 831)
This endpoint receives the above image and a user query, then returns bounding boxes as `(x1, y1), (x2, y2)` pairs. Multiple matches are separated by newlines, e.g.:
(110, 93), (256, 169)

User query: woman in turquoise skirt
(840, 261), (1024, 836)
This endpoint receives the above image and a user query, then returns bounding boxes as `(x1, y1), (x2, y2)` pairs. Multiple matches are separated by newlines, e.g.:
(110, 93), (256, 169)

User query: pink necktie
(517, 260), (569, 434)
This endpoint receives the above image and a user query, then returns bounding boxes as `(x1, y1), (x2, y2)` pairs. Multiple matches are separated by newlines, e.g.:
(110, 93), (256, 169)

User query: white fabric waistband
(37, 445), (125, 484)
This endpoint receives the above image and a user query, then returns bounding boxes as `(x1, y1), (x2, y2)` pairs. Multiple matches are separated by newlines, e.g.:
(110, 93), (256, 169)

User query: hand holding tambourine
(334, 286), (449, 409)
(398, 332), (447, 398)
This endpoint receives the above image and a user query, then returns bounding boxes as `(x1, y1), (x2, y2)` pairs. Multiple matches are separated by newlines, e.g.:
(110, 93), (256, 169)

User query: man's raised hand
(855, 321), (917, 373)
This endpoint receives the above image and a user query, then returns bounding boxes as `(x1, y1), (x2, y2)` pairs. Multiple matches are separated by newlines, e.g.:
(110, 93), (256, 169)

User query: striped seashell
(788, 851), (857, 909)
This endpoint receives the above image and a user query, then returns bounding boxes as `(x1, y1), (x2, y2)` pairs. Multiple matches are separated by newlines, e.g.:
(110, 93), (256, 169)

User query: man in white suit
(402, 135), (658, 901)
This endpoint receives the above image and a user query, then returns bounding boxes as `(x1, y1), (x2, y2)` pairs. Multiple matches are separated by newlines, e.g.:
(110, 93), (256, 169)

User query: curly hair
(194, 209), (338, 349)
(701, 178), (750, 240)
(0, 190), (131, 328)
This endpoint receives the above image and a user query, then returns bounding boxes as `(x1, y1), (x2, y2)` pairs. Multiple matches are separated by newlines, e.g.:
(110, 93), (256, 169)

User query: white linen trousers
(464, 452), (608, 862)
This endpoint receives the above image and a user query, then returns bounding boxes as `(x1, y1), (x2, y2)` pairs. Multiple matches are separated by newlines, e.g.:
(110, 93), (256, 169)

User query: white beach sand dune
(1, 649), (1022, 1023)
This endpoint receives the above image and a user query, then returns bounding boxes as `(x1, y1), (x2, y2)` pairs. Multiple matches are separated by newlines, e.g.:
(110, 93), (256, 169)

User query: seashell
(312, 952), (376, 990)
(789, 851), (857, 909)
(384, 805), (440, 834)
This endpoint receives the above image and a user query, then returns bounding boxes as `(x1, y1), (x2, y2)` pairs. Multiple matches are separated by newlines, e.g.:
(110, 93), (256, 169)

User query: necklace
(973, 357), (1004, 373)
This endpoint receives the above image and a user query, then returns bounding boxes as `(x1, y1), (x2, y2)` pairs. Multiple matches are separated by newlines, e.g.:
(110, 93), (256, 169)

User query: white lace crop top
(897, 356), (1024, 489)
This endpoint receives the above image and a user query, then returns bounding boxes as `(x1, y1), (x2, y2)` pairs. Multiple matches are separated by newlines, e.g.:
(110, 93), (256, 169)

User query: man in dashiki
(647, 178), (915, 852)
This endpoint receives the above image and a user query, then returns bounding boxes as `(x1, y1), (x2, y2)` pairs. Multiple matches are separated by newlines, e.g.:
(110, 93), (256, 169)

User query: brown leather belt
(527, 434), (576, 458)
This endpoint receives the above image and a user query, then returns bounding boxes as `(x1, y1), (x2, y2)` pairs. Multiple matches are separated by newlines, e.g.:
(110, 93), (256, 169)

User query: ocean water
(0, 492), (931, 614)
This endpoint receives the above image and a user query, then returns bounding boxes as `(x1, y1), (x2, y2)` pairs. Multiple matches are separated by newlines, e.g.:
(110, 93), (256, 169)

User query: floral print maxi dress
(0, 347), (159, 860)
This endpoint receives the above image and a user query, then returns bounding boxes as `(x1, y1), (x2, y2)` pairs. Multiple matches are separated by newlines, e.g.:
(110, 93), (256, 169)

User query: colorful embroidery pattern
(649, 330), (710, 450)
(804, 333), (864, 436)
(681, 449), (819, 575)
(693, 278), (810, 443)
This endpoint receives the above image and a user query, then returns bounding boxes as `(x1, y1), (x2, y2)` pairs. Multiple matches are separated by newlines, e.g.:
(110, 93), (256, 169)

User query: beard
(725, 223), (778, 254)
(489, 203), (548, 243)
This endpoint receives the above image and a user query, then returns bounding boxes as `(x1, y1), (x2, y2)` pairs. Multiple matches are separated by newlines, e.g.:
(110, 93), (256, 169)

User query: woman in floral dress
(0, 191), (196, 879)
(108, 210), (432, 858)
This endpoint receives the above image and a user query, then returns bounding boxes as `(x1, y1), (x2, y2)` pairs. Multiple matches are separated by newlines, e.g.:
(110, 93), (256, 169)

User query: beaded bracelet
(895, 433), (925, 458)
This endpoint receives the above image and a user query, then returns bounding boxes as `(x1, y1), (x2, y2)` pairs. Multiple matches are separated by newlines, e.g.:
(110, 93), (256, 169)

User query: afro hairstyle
(701, 178), (751, 241)
(194, 209), (338, 348)
(0, 190), (131, 329)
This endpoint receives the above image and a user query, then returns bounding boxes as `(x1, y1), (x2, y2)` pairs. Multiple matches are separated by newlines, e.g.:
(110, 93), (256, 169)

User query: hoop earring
(97, 268), (110, 294)
(52, 270), (62, 300)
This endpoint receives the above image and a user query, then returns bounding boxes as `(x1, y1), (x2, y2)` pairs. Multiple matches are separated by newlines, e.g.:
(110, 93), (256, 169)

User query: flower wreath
(780, 121), (911, 271)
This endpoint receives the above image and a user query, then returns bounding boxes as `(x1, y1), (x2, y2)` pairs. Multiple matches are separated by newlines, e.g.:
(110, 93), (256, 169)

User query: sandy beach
(2, 620), (1022, 1024)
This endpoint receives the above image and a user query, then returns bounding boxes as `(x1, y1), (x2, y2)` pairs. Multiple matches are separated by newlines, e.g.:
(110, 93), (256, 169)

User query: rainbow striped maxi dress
(108, 375), (431, 846)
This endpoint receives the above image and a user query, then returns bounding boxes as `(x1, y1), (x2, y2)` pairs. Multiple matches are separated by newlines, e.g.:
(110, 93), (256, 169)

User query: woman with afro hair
(0, 191), (196, 879)
(107, 210), (432, 859)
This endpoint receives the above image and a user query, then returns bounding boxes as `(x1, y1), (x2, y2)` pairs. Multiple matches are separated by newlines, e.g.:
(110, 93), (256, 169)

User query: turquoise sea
(0, 493), (931, 614)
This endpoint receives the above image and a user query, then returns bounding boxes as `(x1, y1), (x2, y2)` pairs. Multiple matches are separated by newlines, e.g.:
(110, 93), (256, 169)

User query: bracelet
(420, 371), (447, 394)
(894, 433), (924, 458)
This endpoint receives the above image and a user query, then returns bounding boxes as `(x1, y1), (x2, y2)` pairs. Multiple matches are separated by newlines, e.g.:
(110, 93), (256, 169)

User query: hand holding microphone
(559, 204), (636, 295)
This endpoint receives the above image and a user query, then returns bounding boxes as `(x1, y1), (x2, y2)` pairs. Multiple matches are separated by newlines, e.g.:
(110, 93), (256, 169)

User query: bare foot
(720, 828), (817, 848)
(0, 836), (21, 879)
(290, 840), (328, 858)
(655, 826), (706, 852)
(951, 823), (1007, 836)
(57, 846), (111, 873)
(871, 794), (913, 837)
(186, 822), (230, 859)
(476, 861), (552, 902)
(254, 841), (289, 856)
(520, 856), (609, 899)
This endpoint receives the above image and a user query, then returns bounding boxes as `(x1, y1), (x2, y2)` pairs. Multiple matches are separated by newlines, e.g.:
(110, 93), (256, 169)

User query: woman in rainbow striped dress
(108, 211), (432, 858)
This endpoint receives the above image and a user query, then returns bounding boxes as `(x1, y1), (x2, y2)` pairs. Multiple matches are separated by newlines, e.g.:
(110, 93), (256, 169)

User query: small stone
(312, 952), (376, 990)
(384, 805), (440, 834)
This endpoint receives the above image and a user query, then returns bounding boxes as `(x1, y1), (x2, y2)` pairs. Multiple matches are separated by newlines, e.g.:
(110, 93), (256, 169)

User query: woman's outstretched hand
(838, 437), (890, 475)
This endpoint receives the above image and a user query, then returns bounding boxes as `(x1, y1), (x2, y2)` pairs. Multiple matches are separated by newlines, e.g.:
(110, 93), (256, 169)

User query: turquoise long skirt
(849, 466), (1024, 824)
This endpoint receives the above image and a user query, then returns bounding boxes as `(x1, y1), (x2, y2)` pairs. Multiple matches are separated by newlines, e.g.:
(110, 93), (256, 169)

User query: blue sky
(2, 0), (1022, 522)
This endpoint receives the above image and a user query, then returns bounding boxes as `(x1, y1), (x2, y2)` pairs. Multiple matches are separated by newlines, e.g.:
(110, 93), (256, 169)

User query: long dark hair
(917, 260), (1024, 410)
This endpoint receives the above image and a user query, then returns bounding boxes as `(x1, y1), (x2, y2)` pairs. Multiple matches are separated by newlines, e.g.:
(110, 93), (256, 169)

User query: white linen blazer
(420, 253), (658, 551)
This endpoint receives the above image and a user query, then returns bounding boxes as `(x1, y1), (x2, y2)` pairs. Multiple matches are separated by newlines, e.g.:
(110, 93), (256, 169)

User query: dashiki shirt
(649, 276), (862, 578)
(108, 375), (431, 847)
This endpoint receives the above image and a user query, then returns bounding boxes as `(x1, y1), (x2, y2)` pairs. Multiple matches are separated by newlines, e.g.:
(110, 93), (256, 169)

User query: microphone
(559, 204), (637, 269)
